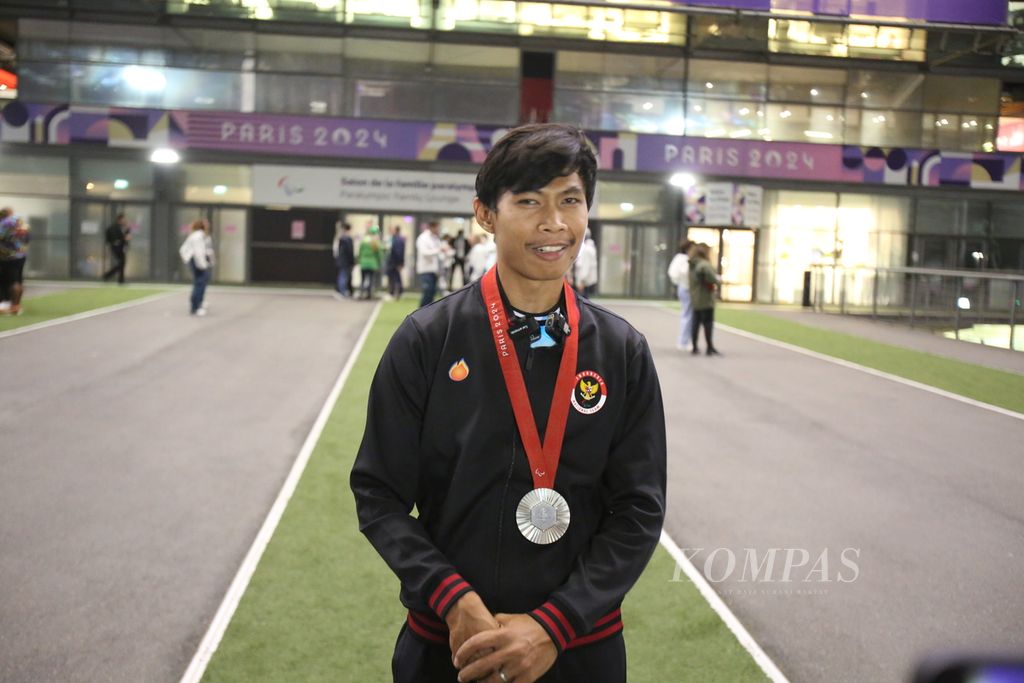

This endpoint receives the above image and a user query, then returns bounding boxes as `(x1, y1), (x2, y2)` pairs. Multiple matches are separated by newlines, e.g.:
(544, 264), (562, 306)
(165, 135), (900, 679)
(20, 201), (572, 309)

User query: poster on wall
(733, 185), (763, 228)
(685, 182), (764, 227)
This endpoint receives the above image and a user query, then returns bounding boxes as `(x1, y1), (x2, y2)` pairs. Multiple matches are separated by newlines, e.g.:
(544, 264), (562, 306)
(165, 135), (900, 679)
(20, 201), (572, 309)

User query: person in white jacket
(667, 239), (693, 350)
(179, 219), (215, 316)
(573, 228), (598, 296)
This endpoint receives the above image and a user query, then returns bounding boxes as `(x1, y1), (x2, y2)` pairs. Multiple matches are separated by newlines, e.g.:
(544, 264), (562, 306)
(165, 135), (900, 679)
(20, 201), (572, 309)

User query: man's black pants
(103, 248), (126, 283)
(391, 624), (626, 682)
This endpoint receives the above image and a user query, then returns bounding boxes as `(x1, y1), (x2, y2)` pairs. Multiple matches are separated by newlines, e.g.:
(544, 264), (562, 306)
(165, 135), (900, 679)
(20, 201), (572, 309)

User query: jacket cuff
(428, 572), (474, 621)
(528, 601), (579, 654)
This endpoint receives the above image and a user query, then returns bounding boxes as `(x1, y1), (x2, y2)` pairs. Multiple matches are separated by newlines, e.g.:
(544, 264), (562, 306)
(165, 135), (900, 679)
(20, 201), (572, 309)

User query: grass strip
(201, 300), (767, 682)
(714, 306), (1024, 414)
(0, 286), (167, 332)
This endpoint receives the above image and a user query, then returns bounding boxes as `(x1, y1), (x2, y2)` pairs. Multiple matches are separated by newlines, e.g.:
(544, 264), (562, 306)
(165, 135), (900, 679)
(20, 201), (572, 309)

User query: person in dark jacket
(333, 222), (355, 298)
(687, 242), (721, 356)
(386, 225), (406, 300)
(351, 123), (667, 683)
(102, 213), (130, 283)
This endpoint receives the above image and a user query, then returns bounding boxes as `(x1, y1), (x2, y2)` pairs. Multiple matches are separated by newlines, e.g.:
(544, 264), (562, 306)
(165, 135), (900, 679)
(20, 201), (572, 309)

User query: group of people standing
(334, 221), (503, 308)
(333, 223), (409, 301)
(668, 239), (721, 355)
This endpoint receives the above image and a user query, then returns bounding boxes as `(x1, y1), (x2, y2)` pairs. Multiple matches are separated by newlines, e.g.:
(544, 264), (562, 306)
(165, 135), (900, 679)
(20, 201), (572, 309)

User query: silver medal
(516, 488), (571, 544)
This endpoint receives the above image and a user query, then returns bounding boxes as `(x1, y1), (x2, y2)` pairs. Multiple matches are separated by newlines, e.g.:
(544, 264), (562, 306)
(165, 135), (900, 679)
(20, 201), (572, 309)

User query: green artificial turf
(201, 299), (768, 683)
(715, 306), (1024, 414)
(0, 286), (168, 332)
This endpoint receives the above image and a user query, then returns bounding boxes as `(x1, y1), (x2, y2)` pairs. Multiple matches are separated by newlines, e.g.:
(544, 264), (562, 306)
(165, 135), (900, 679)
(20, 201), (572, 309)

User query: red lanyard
(481, 267), (579, 490)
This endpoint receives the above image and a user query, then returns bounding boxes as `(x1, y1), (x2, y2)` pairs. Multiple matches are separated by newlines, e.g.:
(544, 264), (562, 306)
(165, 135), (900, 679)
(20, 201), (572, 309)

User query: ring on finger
(498, 669), (510, 683)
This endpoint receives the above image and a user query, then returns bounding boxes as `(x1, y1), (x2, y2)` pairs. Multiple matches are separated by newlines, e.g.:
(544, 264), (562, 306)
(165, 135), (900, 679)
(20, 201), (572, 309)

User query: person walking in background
(688, 242), (721, 356)
(667, 239), (693, 351)
(573, 228), (598, 297)
(179, 219), (214, 316)
(333, 222), (355, 298)
(386, 225), (406, 300)
(0, 213), (30, 316)
(438, 235), (455, 298)
(102, 213), (131, 284)
(450, 229), (468, 289)
(358, 226), (382, 300)
(416, 221), (441, 307)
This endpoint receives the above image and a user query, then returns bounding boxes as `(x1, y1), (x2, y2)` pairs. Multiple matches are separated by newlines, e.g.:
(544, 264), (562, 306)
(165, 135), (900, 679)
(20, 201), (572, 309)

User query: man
(103, 213), (131, 284)
(386, 225), (406, 300)
(0, 213), (30, 316)
(333, 222), (355, 298)
(573, 228), (598, 297)
(450, 228), (468, 289)
(416, 220), (442, 308)
(352, 123), (666, 683)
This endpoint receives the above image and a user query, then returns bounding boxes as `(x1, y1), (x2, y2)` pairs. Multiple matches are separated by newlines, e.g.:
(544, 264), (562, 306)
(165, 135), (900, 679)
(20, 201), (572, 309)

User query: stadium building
(0, 0), (1023, 303)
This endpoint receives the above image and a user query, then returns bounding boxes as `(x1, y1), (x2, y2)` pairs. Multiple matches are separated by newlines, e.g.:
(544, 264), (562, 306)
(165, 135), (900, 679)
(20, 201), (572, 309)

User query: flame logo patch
(448, 358), (470, 382)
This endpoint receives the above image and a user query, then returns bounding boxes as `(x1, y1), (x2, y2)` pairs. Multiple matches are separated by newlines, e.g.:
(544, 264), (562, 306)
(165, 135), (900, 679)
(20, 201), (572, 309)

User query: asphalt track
(612, 303), (1024, 683)
(3, 291), (1023, 682)
(0, 288), (373, 683)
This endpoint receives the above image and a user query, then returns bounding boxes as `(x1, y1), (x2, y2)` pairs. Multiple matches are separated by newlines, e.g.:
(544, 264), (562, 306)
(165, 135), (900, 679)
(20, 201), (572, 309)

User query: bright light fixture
(729, 128), (752, 138)
(810, 88), (819, 96)
(804, 130), (834, 139)
(113, 179), (129, 190)
(642, 101), (654, 111)
(779, 110), (792, 119)
(738, 107), (750, 116)
(122, 65), (166, 93)
(860, 91), (869, 99)
(957, 297), (971, 310)
(705, 81), (714, 89)
(619, 202), (635, 212)
(693, 105), (703, 113)
(85, 182), (95, 190)
(213, 185), (228, 195)
(150, 148), (180, 164)
(670, 172), (697, 189)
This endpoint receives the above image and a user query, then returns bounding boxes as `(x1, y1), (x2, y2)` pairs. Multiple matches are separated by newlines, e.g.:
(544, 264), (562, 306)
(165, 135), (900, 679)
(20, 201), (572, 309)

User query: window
(846, 70), (924, 110)
(687, 59), (766, 101)
(768, 65), (846, 105)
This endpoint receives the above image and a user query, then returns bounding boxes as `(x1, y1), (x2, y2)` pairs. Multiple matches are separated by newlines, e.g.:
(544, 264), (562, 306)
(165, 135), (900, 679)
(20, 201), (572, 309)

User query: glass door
(172, 206), (249, 283)
(73, 202), (151, 280)
(721, 228), (755, 302)
(685, 227), (756, 302)
(598, 224), (633, 297)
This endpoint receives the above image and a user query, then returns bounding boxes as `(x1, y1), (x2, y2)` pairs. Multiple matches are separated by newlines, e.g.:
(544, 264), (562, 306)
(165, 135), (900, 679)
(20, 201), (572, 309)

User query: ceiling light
(642, 101), (654, 111)
(804, 130), (834, 139)
(150, 148), (180, 164)
(670, 172), (697, 189)
(705, 81), (714, 89)
(738, 107), (750, 116)
(779, 110), (792, 118)
(693, 105), (703, 112)
(213, 185), (228, 195)
(113, 179), (129, 190)
(123, 65), (166, 93)
(85, 182), (95, 190)
(860, 91), (869, 99)
(826, 114), (834, 121)
(729, 128), (752, 138)
(810, 88), (819, 96)
(619, 202), (635, 212)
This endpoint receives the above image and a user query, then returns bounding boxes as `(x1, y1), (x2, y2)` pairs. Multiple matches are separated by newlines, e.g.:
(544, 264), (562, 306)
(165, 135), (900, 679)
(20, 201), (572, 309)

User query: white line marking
(716, 322), (1024, 422)
(178, 301), (383, 683)
(0, 291), (175, 340)
(660, 531), (790, 683)
(636, 302), (1023, 422)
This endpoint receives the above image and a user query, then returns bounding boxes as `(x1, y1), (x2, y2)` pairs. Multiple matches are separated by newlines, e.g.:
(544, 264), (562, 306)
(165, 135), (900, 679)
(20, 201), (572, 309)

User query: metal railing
(807, 265), (1024, 352)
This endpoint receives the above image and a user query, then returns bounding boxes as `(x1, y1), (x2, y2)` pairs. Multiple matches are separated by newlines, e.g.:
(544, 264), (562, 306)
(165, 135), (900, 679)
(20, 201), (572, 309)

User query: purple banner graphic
(671, 0), (1008, 26)
(2, 102), (1023, 192)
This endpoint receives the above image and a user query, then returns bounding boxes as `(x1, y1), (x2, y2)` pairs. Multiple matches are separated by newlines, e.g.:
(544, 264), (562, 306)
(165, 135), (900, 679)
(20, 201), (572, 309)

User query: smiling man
(351, 123), (666, 683)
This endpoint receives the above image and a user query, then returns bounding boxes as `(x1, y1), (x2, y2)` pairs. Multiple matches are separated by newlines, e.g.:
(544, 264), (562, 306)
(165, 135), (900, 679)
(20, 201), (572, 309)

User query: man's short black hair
(475, 124), (597, 210)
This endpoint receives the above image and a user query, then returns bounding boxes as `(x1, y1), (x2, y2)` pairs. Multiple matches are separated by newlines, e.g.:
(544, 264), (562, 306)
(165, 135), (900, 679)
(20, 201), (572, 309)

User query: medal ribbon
(481, 267), (579, 490)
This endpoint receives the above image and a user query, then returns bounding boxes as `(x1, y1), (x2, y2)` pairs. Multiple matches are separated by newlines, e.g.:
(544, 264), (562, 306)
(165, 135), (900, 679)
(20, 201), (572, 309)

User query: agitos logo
(277, 176), (304, 196)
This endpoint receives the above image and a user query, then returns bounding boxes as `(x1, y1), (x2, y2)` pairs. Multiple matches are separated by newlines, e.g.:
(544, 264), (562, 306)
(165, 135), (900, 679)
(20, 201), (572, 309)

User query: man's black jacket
(351, 278), (666, 652)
